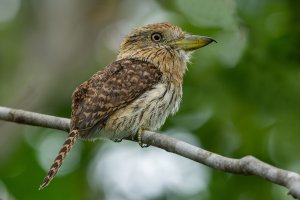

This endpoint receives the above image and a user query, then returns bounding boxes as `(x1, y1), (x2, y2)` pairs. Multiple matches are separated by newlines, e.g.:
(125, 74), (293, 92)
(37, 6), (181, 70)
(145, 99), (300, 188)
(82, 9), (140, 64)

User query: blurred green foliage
(0, 0), (299, 199)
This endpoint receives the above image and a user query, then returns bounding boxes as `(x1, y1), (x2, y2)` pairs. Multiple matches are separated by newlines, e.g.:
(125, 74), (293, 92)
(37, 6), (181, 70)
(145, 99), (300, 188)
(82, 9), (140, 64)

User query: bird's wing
(70, 58), (162, 135)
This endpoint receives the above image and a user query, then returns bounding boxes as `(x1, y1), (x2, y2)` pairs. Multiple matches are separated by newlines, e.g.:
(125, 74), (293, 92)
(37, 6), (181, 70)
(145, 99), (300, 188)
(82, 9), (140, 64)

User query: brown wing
(70, 58), (162, 136)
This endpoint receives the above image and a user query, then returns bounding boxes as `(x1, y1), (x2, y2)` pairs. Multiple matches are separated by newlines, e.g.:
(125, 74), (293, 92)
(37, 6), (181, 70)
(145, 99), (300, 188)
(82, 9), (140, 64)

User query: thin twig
(0, 106), (300, 199)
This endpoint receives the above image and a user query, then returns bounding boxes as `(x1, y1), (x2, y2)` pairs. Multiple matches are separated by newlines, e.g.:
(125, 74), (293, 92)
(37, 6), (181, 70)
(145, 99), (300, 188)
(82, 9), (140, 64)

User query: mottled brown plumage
(72, 59), (162, 135)
(39, 22), (215, 189)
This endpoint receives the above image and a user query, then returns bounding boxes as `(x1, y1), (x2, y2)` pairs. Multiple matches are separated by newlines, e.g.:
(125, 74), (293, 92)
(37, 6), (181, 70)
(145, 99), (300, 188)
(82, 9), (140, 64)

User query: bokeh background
(0, 0), (299, 199)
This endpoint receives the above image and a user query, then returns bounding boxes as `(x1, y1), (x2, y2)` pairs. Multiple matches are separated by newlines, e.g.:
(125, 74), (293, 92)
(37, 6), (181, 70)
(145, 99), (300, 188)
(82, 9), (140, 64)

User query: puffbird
(39, 22), (215, 189)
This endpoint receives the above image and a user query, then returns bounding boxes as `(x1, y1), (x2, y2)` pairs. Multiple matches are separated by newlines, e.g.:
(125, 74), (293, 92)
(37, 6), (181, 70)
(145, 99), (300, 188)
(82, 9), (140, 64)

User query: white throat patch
(179, 50), (192, 64)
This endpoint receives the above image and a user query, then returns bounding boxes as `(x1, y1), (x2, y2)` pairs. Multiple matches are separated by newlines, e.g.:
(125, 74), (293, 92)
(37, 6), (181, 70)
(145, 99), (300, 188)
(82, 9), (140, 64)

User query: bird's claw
(113, 138), (122, 143)
(137, 128), (149, 148)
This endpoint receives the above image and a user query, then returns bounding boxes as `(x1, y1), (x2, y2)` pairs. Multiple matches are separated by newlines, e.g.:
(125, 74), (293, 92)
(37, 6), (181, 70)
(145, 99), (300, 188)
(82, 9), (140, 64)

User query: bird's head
(117, 22), (216, 81)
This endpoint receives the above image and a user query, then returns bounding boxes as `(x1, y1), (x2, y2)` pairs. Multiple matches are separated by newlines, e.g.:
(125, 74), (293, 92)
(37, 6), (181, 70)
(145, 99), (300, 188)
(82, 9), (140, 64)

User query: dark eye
(151, 32), (163, 42)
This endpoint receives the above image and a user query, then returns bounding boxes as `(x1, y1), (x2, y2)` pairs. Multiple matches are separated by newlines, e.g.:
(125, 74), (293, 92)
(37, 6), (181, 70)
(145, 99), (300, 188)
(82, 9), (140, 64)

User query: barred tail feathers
(39, 130), (79, 190)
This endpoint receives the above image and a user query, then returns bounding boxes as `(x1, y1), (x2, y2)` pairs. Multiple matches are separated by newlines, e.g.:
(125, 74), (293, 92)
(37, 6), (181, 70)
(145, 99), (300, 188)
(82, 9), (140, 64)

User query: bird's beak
(170, 35), (216, 51)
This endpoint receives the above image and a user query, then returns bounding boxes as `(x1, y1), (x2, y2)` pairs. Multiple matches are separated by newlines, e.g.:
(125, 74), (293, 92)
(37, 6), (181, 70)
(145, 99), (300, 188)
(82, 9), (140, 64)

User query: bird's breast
(100, 82), (182, 140)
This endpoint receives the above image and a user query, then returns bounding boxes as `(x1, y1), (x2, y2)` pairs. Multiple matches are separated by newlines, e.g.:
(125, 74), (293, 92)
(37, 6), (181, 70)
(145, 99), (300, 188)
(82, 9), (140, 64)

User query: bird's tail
(39, 129), (79, 190)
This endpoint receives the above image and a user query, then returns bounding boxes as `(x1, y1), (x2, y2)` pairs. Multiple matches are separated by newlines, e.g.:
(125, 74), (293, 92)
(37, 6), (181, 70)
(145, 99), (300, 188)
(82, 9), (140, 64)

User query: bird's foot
(113, 138), (122, 143)
(137, 128), (149, 148)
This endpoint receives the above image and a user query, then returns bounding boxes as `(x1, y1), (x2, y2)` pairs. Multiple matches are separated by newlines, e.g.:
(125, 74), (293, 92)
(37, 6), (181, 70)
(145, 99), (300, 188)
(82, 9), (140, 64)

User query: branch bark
(1, 106), (300, 199)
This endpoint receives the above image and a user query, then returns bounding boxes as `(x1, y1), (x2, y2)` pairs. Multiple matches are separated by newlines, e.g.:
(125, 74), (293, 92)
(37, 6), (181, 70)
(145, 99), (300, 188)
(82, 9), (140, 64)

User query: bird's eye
(151, 32), (163, 42)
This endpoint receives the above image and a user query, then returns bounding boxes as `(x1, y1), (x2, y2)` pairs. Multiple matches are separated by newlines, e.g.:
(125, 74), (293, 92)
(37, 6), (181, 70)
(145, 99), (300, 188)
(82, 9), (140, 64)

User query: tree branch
(1, 106), (300, 199)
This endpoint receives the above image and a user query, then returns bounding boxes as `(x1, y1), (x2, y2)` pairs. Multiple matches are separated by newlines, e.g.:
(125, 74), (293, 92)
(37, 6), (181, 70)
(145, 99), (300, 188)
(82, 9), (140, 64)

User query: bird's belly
(98, 83), (182, 140)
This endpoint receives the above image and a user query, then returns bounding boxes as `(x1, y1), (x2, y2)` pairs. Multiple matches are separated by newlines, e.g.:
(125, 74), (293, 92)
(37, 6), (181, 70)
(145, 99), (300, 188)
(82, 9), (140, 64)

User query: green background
(0, 0), (299, 199)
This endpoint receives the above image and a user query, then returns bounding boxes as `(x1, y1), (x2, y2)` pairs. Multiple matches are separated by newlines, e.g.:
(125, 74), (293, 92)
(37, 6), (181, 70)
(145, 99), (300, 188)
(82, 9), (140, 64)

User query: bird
(39, 22), (215, 189)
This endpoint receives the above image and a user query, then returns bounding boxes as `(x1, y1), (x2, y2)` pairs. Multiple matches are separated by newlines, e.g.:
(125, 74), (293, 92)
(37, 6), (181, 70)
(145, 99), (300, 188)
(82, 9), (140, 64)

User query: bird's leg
(137, 128), (149, 148)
